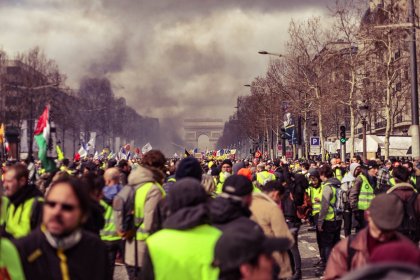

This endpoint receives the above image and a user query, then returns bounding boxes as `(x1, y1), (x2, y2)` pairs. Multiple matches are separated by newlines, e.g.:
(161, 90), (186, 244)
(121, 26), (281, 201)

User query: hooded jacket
(341, 163), (360, 191)
(250, 192), (294, 279)
(208, 196), (256, 232)
(142, 178), (220, 280)
(119, 166), (165, 267)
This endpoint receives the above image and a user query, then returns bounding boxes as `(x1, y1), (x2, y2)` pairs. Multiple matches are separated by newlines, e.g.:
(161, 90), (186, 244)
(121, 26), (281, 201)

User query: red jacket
(324, 228), (409, 280)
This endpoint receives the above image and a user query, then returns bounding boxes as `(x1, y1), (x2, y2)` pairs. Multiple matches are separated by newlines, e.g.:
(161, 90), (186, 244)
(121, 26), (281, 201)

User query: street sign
(310, 146), (321, 155)
(310, 137), (320, 146)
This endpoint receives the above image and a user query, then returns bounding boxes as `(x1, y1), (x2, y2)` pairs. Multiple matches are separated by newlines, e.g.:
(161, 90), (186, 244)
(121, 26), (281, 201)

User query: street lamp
(358, 101), (369, 161)
(258, 50), (284, 58)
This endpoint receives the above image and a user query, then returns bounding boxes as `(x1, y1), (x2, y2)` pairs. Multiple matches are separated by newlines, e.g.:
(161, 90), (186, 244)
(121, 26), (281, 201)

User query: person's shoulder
(80, 230), (106, 248)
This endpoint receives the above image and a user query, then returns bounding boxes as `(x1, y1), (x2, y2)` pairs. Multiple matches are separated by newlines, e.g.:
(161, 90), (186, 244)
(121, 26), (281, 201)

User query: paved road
(114, 224), (341, 280)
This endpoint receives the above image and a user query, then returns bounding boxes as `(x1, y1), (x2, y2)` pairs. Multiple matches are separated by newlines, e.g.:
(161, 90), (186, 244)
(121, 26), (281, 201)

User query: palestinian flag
(34, 106), (56, 172)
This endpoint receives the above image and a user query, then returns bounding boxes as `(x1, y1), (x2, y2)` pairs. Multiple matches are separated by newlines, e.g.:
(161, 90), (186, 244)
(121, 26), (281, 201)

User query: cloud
(0, 0), (334, 145)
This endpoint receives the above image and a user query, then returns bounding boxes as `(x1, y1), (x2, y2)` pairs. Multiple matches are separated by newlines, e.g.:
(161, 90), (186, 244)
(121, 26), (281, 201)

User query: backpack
(327, 181), (345, 217)
(393, 192), (420, 243)
(113, 185), (137, 233)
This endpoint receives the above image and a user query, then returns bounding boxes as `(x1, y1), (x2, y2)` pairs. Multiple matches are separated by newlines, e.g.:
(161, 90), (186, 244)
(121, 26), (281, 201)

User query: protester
(213, 222), (293, 280)
(143, 178), (221, 280)
(14, 176), (111, 280)
(349, 160), (379, 232)
(340, 163), (361, 237)
(250, 180), (294, 280)
(121, 150), (166, 280)
(100, 167), (124, 276)
(216, 159), (233, 194)
(208, 175), (256, 231)
(315, 165), (342, 277)
(385, 165), (420, 244)
(3, 164), (43, 239)
(324, 194), (411, 280)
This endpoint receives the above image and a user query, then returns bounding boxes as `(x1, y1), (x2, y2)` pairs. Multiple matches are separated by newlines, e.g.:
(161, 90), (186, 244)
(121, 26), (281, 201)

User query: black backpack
(393, 192), (420, 243)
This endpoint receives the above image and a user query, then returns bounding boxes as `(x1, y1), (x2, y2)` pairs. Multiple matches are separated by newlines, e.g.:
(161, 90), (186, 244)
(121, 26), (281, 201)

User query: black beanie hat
(221, 159), (233, 167)
(175, 157), (203, 181)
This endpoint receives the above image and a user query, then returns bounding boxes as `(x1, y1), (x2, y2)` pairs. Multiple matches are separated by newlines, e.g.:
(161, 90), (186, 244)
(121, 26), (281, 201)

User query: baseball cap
(222, 175), (253, 198)
(367, 160), (379, 170)
(369, 194), (404, 231)
(308, 168), (320, 178)
(213, 222), (293, 273)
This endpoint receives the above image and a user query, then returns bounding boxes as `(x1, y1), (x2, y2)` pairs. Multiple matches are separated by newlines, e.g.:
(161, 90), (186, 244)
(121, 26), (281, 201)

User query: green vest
(146, 224), (221, 280)
(357, 175), (375, 211)
(99, 200), (121, 241)
(1, 196), (9, 226)
(252, 183), (261, 193)
(322, 182), (337, 221)
(256, 171), (275, 186)
(0, 238), (26, 280)
(215, 173), (229, 195)
(6, 197), (41, 238)
(334, 168), (343, 182)
(134, 182), (166, 240)
(410, 175), (417, 187)
(310, 186), (322, 216)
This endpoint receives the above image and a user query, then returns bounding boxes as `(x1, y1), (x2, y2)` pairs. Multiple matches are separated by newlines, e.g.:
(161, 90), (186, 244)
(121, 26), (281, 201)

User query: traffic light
(340, 126), (346, 143)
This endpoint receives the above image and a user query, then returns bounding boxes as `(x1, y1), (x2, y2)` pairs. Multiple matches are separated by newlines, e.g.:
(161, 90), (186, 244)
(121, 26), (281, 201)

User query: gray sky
(0, 0), (335, 129)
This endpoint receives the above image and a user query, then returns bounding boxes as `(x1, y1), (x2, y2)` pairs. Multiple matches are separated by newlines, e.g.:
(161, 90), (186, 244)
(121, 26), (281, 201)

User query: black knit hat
(175, 157), (203, 181)
(221, 159), (233, 167)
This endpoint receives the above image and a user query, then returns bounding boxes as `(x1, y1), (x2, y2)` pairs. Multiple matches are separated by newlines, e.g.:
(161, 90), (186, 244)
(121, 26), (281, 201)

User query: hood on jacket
(10, 184), (43, 206)
(127, 166), (155, 186)
(327, 177), (342, 187)
(341, 163), (360, 184)
(163, 178), (209, 230)
(208, 196), (252, 225)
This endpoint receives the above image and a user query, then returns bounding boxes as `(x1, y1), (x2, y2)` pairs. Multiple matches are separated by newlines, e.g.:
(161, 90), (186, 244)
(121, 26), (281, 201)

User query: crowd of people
(0, 151), (420, 280)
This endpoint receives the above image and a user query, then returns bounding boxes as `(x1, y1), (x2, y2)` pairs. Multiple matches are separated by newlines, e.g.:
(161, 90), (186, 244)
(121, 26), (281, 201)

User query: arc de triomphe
(183, 118), (224, 151)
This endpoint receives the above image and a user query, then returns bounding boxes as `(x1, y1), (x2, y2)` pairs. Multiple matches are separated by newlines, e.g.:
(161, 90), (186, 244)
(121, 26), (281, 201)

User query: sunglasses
(45, 200), (77, 212)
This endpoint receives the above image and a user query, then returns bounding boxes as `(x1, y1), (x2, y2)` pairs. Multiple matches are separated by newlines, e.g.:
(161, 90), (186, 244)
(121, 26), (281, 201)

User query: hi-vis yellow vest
(6, 197), (43, 238)
(100, 200), (121, 241)
(134, 182), (166, 240)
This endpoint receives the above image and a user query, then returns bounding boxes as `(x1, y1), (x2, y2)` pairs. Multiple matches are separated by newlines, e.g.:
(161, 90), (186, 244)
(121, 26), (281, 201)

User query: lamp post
(358, 101), (369, 161)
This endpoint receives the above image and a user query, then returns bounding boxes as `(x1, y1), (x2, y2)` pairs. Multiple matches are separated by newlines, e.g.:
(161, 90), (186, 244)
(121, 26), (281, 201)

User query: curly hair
(141, 150), (167, 184)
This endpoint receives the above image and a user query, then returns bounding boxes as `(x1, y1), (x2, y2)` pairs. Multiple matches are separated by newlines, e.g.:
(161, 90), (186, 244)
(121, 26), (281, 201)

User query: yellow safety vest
(147, 224), (221, 280)
(357, 175), (375, 211)
(134, 182), (166, 240)
(5, 197), (43, 238)
(99, 200), (121, 242)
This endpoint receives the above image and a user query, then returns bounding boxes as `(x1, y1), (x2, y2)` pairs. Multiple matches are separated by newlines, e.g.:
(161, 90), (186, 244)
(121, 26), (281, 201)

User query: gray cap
(369, 194), (404, 231)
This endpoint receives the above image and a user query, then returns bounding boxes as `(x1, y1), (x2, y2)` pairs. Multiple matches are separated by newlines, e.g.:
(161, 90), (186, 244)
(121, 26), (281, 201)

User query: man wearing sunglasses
(14, 177), (111, 280)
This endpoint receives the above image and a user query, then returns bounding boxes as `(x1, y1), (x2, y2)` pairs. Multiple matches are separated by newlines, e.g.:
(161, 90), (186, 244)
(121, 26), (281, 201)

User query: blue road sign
(310, 137), (320, 146)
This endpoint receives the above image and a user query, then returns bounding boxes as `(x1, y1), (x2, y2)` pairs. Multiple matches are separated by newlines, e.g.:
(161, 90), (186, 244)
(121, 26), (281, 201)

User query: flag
(0, 123), (4, 144)
(142, 143), (153, 154)
(77, 143), (88, 159)
(34, 106), (56, 172)
(86, 132), (96, 154)
(56, 145), (64, 161)
(193, 148), (198, 154)
(184, 149), (190, 157)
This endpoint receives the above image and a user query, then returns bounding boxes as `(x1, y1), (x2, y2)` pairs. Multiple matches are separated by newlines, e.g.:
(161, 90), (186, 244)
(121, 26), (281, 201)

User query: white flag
(86, 132), (96, 154)
(142, 142), (153, 154)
